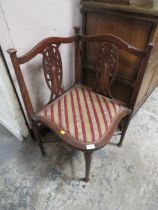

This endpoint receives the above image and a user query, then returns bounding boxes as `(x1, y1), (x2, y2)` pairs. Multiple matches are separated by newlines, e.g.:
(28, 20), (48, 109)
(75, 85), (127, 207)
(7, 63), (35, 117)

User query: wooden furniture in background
(81, 0), (158, 114)
(7, 27), (152, 181)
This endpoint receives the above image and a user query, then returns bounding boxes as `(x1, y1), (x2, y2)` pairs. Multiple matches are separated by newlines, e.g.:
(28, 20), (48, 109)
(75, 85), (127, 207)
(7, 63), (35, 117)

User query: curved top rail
(8, 36), (76, 64)
(80, 34), (149, 56)
(7, 34), (153, 65)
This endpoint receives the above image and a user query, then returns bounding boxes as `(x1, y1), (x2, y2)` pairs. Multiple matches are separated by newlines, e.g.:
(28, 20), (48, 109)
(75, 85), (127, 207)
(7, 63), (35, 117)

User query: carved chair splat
(7, 27), (153, 182)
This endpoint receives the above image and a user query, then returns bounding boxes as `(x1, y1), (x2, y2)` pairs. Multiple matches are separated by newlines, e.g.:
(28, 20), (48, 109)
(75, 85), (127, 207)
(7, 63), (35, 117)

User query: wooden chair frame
(7, 27), (153, 182)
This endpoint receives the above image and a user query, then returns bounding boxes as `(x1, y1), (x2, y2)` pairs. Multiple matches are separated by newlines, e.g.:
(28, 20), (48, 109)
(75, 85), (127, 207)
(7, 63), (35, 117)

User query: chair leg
(29, 128), (36, 142)
(32, 121), (45, 156)
(117, 115), (131, 147)
(83, 151), (93, 182)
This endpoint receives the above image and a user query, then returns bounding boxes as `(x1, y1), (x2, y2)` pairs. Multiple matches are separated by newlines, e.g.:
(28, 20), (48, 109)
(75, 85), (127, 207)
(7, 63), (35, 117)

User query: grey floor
(0, 89), (158, 210)
(0, 125), (24, 165)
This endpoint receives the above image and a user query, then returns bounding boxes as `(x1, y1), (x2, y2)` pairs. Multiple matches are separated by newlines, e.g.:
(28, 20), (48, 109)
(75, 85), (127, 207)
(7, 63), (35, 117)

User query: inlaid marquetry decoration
(42, 44), (63, 100)
(96, 42), (119, 97)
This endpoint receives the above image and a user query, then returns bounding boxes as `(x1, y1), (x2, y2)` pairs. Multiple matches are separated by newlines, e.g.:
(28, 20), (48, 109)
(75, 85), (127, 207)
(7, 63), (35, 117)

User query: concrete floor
(0, 89), (158, 210)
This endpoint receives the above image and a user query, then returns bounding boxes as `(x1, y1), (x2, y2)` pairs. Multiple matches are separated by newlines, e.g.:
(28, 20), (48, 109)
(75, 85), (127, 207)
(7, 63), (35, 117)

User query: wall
(0, 0), (81, 136)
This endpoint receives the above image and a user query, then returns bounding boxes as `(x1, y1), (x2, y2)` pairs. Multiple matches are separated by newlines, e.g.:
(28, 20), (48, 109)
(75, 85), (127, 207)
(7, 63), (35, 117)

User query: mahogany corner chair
(7, 27), (153, 182)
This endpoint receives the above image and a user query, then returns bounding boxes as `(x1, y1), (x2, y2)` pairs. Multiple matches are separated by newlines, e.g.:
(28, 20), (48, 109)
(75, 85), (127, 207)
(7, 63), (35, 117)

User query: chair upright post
(7, 49), (34, 121)
(74, 26), (81, 84)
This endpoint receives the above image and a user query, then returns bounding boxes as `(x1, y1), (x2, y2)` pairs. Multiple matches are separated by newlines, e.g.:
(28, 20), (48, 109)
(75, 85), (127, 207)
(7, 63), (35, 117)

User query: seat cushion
(37, 85), (128, 145)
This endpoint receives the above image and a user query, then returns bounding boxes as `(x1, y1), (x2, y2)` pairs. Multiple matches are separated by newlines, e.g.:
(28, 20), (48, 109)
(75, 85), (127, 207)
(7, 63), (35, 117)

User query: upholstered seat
(36, 85), (128, 149)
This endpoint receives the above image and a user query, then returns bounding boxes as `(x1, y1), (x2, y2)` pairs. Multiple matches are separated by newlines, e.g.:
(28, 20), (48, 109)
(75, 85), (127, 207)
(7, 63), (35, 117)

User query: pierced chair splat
(7, 27), (153, 182)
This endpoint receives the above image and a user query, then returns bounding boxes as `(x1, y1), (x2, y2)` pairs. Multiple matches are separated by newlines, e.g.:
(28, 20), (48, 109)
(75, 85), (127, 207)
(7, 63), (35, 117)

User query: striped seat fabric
(37, 85), (125, 144)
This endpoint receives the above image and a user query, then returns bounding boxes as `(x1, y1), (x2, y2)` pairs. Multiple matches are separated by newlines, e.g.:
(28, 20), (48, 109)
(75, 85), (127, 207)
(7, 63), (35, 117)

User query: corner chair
(7, 27), (153, 182)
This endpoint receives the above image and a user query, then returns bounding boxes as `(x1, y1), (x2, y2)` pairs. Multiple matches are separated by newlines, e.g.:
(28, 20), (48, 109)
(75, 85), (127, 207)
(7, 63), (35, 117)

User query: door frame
(0, 4), (29, 140)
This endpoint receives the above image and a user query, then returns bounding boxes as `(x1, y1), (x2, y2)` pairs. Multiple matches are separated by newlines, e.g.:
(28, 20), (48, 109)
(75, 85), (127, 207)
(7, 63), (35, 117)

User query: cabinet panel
(135, 40), (158, 109)
(147, 47), (158, 94)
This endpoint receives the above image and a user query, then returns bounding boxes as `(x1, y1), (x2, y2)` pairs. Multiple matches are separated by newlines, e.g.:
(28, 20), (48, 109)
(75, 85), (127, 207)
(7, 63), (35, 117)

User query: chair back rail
(80, 34), (146, 56)
(18, 36), (75, 64)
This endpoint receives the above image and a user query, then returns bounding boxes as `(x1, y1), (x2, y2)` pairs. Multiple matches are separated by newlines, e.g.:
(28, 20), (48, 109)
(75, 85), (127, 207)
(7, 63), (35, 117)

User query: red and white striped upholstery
(37, 85), (125, 143)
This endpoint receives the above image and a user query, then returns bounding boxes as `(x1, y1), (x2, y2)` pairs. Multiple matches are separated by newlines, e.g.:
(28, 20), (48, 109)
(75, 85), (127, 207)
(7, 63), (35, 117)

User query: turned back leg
(118, 115), (131, 147)
(83, 151), (93, 182)
(32, 121), (45, 156)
